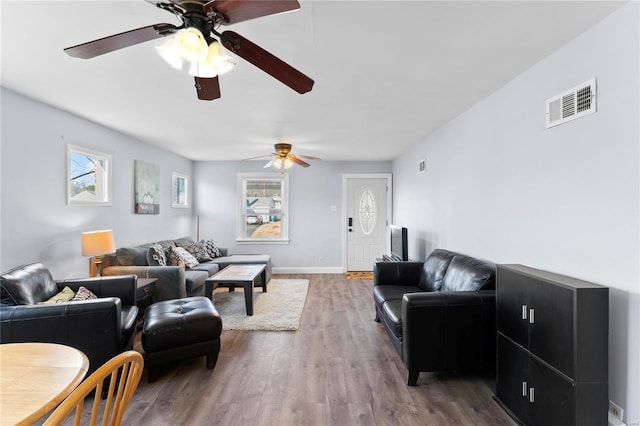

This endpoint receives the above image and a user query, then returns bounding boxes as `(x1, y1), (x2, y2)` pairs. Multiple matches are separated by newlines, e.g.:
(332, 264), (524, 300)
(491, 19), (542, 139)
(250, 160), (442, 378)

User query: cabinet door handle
(529, 308), (535, 324)
(529, 387), (535, 403)
(522, 381), (527, 397)
(522, 305), (528, 320)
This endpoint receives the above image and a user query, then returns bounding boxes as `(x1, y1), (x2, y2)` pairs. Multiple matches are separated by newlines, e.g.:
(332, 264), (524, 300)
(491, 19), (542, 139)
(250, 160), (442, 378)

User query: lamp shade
(156, 27), (209, 71)
(81, 230), (115, 256)
(155, 37), (184, 70)
(175, 27), (208, 62)
(283, 158), (294, 169)
(272, 157), (294, 170)
(188, 41), (237, 78)
(272, 158), (284, 169)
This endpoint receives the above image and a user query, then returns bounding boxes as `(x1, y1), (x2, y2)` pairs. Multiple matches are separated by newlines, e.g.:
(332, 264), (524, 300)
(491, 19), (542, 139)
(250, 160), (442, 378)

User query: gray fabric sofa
(102, 236), (271, 302)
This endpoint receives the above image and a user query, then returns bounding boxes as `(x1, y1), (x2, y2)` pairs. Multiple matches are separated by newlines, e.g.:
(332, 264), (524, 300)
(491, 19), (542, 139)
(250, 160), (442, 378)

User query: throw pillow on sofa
(38, 286), (75, 304)
(146, 244), (167, 266)
(202, 239), (223, 259)
(71, 286), (98, 301)
(167, 246), (200, 268)
(179, 240), (213, 262)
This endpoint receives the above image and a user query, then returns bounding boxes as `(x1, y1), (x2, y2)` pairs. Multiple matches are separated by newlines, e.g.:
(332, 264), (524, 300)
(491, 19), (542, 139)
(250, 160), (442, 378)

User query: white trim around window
(236, 172), (289, 244)
(67, 145), (112, 206)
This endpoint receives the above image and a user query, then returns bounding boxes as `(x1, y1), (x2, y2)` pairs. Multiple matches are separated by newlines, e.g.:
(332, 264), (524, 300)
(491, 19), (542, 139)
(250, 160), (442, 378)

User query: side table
(136, 278), (157, 327)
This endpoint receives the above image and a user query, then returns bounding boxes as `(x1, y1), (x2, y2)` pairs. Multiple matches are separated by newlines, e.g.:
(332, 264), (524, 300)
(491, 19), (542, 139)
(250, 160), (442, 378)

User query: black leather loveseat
(1, 263), (138, 376)
(373, 249), (496, 385)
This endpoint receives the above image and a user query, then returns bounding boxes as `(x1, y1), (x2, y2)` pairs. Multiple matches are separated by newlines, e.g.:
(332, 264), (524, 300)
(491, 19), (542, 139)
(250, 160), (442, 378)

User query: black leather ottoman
(142, 297), (222, 383)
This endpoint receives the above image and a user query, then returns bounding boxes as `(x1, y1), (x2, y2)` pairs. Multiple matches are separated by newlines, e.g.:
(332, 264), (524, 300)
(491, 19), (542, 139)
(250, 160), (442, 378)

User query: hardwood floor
(74, 274), (516, 425)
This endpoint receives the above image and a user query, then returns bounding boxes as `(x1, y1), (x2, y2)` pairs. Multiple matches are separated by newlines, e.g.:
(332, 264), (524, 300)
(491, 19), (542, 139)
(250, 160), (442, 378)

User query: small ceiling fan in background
(245, 143), (321, 169)
(63, 0), (314, 101)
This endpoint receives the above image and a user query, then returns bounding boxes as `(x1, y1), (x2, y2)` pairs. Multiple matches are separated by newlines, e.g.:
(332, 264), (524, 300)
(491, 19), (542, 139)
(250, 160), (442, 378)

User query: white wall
(194, 160), (391, 271)
(0, 89), (392, 277)
(392, 2), (639, 421)
(0, 89), (194, 278)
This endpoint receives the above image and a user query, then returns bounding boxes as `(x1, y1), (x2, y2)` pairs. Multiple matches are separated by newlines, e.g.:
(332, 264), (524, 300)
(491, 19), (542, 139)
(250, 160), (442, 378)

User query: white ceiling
(1, 1), (627, 161)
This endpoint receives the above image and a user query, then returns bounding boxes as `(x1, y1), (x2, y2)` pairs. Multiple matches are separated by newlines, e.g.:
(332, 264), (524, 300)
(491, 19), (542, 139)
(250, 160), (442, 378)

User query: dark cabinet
(496, 334), (530, 421)
(495, 264), (608, 426)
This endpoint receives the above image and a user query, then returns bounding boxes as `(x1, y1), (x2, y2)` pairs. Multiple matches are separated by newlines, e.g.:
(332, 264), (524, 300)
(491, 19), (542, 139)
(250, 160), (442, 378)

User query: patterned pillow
(71, 286), (98, 301)
(202, 239), (223, 259)
(146, 244), (167, 266)
(181, 241), (213, 262)
(167, 246), (200, 268)
(38, 286), (75, 304)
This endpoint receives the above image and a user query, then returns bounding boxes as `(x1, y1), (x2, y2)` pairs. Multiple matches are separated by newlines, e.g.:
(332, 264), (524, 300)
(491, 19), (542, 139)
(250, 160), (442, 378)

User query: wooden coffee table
(205, 264), (267, 316)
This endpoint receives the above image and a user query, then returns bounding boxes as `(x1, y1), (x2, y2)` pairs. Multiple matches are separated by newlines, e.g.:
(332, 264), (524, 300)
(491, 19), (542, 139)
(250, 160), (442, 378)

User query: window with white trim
(237, 173), (289, 243)
(67, 145), (112, 206)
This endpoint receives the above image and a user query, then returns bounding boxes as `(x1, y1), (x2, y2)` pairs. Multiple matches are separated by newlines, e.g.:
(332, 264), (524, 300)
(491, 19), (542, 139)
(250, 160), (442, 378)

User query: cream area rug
(211, 279), (309, 331)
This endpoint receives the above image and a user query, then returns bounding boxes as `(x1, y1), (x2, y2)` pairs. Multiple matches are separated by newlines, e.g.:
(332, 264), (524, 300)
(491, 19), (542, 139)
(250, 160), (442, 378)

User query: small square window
(67, 145), (112, 206)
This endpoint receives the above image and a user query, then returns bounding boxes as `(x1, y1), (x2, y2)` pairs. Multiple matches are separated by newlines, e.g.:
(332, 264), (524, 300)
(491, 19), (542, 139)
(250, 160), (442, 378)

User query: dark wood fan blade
(220, 31), (313, 94)
(290, 154), (310, 167)
(194, 76), (221, 101)
(297, 154), (321, 161)
(64, 23), (179, 59)
(242, 154), (274, 161)
(204, 0), (300, 25)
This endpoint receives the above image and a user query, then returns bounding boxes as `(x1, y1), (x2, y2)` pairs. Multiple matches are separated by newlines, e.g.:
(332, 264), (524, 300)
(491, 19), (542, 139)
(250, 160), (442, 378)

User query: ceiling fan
(63, 0), (314, 101)
(245, 143), (321, 169)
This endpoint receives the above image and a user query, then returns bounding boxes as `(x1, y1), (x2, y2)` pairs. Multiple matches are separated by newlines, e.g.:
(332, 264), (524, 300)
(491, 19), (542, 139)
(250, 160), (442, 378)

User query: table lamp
(81, 230), (115, 276)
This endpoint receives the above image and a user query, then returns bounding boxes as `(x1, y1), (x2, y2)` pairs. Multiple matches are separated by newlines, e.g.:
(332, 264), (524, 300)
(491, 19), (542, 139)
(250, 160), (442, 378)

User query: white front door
(344, 175), (391, 271)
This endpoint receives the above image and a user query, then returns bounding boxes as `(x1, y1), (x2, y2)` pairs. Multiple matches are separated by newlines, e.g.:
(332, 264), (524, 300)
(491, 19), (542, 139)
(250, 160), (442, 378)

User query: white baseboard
(609, 412), (626, 426)
(273, 266), (344, 274)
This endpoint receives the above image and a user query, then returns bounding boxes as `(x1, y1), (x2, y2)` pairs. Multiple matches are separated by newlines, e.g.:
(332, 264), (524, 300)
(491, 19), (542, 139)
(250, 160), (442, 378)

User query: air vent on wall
(546, 78), (596, 128)
(417, 159), (426, 174)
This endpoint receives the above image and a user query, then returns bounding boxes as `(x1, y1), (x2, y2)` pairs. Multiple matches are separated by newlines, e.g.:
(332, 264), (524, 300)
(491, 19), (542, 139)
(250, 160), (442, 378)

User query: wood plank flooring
(60, 274), (516, 425)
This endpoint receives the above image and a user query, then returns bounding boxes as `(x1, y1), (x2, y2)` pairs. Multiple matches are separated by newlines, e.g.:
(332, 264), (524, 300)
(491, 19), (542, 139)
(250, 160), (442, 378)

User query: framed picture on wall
(172, 172), (189, 208)
(67, 145), (112, 206)
(134, 160), (160, 214)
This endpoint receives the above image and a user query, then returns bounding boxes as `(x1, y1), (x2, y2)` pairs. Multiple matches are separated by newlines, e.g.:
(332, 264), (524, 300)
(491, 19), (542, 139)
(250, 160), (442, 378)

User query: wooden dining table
(0, 342), (89, 426)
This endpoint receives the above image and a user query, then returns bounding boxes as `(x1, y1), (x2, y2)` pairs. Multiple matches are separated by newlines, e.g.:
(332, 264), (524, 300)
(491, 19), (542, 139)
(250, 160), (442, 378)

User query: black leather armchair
(1, 263), (139, 376)
(373, 249), (496, 385)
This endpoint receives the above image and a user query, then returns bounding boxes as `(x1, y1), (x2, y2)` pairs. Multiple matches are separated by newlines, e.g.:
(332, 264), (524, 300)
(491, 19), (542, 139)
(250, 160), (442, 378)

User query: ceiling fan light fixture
(188, 41), (237, 78)
(157, 28), (208, 70)
(175, 27), (209, 62)
(155, 37), (184, 70)
(64, 0), (314, 102)
(271, 157), (294, 169)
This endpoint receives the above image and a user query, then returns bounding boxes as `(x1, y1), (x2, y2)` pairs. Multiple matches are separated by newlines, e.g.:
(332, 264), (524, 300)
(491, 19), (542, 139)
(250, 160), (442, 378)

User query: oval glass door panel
(358, 190), (376, 235)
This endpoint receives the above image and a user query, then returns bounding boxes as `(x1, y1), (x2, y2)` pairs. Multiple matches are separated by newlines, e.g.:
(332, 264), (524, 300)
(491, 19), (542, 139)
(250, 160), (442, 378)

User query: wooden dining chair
(43, 350), (144, 426)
